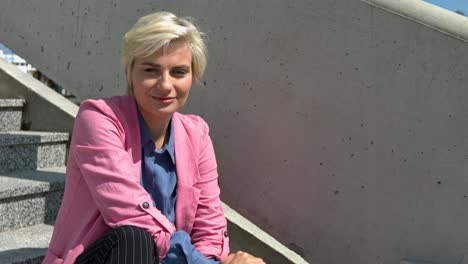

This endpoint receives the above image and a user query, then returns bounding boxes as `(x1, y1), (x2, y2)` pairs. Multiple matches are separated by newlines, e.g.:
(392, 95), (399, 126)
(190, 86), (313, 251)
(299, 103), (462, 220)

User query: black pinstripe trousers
(75, 225), (159, 264)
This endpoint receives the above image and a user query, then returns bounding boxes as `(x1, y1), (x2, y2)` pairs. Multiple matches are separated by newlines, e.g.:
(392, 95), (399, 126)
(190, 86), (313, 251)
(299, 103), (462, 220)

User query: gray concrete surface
(0, 192), (60, 232)
(0, 99), (25, 107)
(0, 58), (78, 133)
(0, 99), (24, 132)
(0, 0), (468, 263)
(364, 0), (468, 41)
(223, 203), (307, 264)
(0, 167), (66, 232)
(0, 167), (66, 200)
(0, 131), (69, 146)
(0, 224), (52, 264)
(0, 132), (68, 173)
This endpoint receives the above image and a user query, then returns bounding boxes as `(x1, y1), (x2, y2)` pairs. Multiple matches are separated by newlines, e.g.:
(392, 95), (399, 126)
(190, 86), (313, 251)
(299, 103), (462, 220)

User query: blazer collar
(172, 112), (199, 187)
(172, 112), (201, 232)
(124, 97), (198, 187)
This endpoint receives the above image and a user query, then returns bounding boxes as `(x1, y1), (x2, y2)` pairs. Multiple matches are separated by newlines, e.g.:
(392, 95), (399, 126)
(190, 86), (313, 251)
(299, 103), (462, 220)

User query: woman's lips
(152, 96), (175, 104)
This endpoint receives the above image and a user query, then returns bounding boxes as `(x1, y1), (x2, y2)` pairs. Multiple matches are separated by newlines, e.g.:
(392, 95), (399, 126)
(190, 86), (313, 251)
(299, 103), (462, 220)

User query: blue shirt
(138, 110), (220, 264)
(139, 111), (177, 224)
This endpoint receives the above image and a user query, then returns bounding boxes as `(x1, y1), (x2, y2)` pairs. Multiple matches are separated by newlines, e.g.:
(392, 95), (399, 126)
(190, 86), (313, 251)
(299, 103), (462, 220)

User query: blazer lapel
(120, 96), (142, 179)
(173, 113), (200, 234)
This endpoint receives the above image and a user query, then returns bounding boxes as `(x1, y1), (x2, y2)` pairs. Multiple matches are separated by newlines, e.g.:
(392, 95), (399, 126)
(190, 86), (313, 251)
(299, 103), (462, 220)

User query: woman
(43, 11), (264, 264)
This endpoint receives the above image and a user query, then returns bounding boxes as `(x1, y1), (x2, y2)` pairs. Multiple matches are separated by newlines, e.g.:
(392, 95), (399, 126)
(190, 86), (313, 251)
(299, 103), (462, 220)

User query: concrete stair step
(0, 224), (52, 264)
(0, 131), (68, 174)
(0, 99), (25, 132)
(223, 203), (308, 264)
(0, 167), (65, 232)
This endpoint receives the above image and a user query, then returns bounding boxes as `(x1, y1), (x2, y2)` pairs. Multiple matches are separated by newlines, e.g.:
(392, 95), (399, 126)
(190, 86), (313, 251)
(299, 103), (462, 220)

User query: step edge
(0, 167), (66, 199)
(0, 224), (53, 263)
(0, 131), (69, 146)
(0, 99), (26, 108)
(222, 202), (309, 264)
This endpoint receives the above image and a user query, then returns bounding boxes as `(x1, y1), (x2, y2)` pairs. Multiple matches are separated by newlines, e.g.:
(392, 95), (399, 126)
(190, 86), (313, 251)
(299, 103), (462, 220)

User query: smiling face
(131, 41), (193, 120)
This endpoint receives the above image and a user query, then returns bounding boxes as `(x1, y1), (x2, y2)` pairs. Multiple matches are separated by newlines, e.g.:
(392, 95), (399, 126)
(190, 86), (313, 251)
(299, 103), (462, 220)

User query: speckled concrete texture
(0, 167), (66, 200)
(0, 144), (40, 173)
(0, 131), (69, 146)
(0, 195), (46, 232)
(0, 109), (22, 132)
(0, 224), (52, 264)
(0, 177), (51, 200)
(0, 99), (25, 108)
(0, 99), (25, 132)
(0, 142), (67, 174)
(0, 167), (66, 231)
(0, 189), (65, 232)
(36, 143), (67, 169)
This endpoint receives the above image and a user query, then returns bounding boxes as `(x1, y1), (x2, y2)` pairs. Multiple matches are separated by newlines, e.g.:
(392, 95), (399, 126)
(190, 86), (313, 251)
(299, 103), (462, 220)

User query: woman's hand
(222, 251), (265, 264)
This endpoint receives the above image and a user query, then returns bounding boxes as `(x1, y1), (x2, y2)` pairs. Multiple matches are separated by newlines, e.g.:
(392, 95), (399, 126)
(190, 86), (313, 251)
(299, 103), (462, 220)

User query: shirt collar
(137, 109), (176, 164)
(165, 121), (175, 164)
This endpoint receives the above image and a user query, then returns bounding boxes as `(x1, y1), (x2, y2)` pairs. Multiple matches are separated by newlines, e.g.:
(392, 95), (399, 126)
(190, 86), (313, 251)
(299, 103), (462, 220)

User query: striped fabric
(75, 225), (159, 264)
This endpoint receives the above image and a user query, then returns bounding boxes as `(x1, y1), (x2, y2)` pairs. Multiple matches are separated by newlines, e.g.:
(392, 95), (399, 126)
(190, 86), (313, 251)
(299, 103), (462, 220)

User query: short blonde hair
(121, 11), (207, 94)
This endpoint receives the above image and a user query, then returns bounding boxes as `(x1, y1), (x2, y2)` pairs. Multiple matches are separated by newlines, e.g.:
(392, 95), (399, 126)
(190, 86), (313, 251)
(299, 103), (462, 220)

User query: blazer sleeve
(190, 120), (230, 260)
(71, 100), (176, 259)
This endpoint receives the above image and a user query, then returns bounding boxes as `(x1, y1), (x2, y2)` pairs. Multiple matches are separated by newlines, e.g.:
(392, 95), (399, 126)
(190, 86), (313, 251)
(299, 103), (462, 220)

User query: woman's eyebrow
(174, 65), (191, 69)
(140, 62), (160, 67)
(139, 62), (190, 68)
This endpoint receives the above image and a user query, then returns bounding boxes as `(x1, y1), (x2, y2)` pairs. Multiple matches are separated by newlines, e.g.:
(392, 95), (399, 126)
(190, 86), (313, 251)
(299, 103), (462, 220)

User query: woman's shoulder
(78, 96), (136, 119)
(80, 96), (135, 111)
(72, 96), (139, 146)
(76, 96), (138, 132)
(173, 112), (210, 133)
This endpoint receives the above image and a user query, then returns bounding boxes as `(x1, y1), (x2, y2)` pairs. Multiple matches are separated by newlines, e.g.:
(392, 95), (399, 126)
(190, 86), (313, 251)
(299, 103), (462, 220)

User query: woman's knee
(108, 225), (159, 263)
(76, 226), (156, 264)
(113, 225), (151, 236)
(112, 225), (154, 245)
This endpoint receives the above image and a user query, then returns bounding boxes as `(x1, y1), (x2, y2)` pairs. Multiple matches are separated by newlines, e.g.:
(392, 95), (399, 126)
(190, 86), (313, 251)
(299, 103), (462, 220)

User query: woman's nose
(159, 72), (172, 90)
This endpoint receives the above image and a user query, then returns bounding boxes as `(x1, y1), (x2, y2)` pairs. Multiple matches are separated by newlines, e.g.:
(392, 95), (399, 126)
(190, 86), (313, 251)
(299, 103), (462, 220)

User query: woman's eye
(173, 70), (188, 76)
(144, 68), (156, 73)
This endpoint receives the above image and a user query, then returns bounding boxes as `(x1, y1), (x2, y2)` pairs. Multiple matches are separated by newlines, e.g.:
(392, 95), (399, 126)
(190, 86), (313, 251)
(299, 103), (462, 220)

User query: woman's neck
(139, 108), (172, 150)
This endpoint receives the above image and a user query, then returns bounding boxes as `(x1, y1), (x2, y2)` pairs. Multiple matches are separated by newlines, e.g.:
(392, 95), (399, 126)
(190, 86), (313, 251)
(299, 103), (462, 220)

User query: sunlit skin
(131, 41), (193, 149)
(222, 251), (265, 264)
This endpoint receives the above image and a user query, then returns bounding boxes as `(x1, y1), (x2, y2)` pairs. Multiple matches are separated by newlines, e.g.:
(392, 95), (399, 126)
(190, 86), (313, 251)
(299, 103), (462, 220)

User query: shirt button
(142, 202), (150, 209)
(223, 231), (228, 237)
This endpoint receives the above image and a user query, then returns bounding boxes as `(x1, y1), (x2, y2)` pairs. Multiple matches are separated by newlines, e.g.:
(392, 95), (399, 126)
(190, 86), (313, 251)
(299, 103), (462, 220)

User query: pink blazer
(43, 96), (229, 264)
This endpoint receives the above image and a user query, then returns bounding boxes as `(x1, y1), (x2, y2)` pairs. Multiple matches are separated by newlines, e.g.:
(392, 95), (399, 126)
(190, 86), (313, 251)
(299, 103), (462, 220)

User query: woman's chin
(148, 105), (179, 117)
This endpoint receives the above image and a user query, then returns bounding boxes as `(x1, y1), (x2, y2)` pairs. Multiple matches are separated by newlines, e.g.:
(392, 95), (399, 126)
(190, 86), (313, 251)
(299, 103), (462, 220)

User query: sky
(0, 43), (13, 54)
(424, 0), (468, 14)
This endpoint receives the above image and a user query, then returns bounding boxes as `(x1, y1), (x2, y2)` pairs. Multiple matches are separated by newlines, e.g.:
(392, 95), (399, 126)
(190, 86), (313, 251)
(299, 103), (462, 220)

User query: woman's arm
(71, 100), (175, 258)
(190, 119), (230, 260)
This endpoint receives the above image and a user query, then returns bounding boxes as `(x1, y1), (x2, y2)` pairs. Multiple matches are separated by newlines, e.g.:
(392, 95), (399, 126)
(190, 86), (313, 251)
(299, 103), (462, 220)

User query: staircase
(0, 99), (69, 264)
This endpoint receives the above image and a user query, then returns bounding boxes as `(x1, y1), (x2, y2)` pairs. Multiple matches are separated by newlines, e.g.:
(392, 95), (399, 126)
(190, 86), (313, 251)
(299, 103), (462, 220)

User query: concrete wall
(0, 58), (78, 132)
(1, 0), (468, 263)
